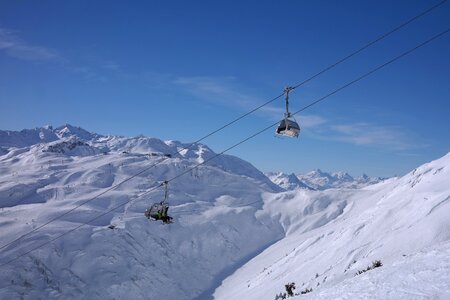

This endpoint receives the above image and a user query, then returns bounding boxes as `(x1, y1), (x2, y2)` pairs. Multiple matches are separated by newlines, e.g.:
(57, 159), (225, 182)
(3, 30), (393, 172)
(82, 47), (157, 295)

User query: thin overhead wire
(171, 199), (264, 215)
(1, 27), (448, 268)
(291, 0), (448, 90)
(0, 0), (445, 253)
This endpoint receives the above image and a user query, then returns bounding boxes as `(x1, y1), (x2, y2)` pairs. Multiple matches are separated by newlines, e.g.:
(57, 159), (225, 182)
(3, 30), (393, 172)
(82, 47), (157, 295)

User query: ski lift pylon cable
(163, 181), (169, 204)
(0, 0), (445, 253)
(285, 86), (293, 117)
(1, 27), (448, 268)
(290, 0), (448, 92)
(144, 180), (172, 223)
(276, 86), (300, 138)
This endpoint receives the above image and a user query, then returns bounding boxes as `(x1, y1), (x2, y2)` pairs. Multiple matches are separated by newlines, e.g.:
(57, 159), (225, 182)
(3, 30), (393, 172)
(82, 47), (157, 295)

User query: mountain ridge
(266, 169), (384, 191)
(0, 125), (448, 299)
(0, 124), (100, 148)
(215, 152), (450, 299)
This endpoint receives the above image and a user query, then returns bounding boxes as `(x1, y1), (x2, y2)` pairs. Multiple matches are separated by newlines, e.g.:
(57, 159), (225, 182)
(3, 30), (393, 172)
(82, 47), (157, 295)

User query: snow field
(0, 126), (449, 299)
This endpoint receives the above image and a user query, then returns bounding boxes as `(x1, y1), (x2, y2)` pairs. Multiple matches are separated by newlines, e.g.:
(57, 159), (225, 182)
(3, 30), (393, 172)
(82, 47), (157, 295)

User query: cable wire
(2, 0), (446, 253)
(2, 0), (445, 253)
(291, 0), (448, 90)
(1, 27), (448, 268)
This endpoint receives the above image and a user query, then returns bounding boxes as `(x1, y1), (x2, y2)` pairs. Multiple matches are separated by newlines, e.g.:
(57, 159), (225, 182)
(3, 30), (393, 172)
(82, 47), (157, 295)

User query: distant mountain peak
(298, 169), (384, 190)
(360, 173), (369, 180)
(267, 167), (388, 191)
(266, 169), (384, 191)
(265, 171), (314, 191)
(0, 126), (58, 148)
(0, 124), (102, 149)
(308, 168), (330, 177)
(54, 124), (101, 140)
(331, 171), (354, 182)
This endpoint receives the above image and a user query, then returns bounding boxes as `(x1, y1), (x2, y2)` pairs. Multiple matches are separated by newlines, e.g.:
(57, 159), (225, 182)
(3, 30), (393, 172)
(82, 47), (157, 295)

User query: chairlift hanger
(144, 181), (173, 224)
(276, 86), (300, 138)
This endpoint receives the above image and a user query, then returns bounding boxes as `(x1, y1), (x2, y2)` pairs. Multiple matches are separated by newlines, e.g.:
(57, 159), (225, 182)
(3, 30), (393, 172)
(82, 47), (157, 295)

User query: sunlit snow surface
(0, 126), (449, 299)
(215, 153), (450, 300)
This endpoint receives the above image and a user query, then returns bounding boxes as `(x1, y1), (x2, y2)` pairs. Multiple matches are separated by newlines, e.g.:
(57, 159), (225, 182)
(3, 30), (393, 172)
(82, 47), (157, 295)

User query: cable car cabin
(145, 202), (173, 224)
(275, 86), (300, 138)
(276, 118), (300, 138)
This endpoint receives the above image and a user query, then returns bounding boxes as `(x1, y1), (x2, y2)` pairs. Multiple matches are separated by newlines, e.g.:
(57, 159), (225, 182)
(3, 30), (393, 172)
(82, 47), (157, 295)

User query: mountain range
(266, 170), (384, 191)
(0, 125), (448, 299)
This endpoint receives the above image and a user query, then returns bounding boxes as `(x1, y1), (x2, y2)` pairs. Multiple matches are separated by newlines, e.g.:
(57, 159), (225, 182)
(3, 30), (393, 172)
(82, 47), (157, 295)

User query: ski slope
(0, 126), (284, 299)
(301, 241), (450, 299)
(0, 125), (449, 299)
(215, 153), (450, 299)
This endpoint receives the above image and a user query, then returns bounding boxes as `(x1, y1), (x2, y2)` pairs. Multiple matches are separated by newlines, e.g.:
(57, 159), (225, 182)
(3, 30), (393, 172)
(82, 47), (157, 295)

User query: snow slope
(214, 153), (450, 299)
(0, 125), (449, 299)
(0, 126), (283, 299)
(302, 241), (450, 299)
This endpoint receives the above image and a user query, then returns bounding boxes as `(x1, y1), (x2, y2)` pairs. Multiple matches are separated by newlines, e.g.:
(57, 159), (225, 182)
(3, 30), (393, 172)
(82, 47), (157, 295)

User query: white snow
(0, 125), (449, 299)
(265, 172), (314, 191)
(266, 169), (383, 191)
(301, 241), (450, 299)
(214, 153), (450, 300)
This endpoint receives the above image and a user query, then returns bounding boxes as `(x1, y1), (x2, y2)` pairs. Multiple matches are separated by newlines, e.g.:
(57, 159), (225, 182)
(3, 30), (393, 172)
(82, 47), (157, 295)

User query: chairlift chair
(276, 86), (301, 138)
(144, 181), (173, 224)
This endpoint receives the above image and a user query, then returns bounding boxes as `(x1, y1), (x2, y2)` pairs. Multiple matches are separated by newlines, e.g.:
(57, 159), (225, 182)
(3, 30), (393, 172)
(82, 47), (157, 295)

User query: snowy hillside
(0, 125), (283, 299)
(302, 241), (450, 299)
(0, 125), (449, 299)
(215, 153), (450, 299)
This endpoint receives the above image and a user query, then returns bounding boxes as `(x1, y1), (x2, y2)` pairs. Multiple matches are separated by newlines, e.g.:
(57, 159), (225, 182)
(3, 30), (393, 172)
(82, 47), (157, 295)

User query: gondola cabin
(276, 117), (300, 138)
(275, 86), (301, 138)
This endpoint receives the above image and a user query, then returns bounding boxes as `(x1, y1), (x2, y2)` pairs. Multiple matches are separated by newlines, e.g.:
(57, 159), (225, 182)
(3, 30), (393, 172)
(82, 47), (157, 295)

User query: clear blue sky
(0, 0), (449, 177)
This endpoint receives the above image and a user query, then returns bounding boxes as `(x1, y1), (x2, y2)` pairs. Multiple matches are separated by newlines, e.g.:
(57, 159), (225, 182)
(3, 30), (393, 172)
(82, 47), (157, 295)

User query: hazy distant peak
(0, 126), (58, 148)
(331, 171), (354, 182)
(266, 168), (385, 191)
(54, 124), (101, 140)
(359, 173), (370, 180)
(265, 171), (314, 191)
(0, 124), (102, 148)
(307, 168), (330, 177)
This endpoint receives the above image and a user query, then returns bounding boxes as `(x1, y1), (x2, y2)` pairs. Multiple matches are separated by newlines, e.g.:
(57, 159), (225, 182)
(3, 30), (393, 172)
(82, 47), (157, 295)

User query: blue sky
(0, 0), (449, 177)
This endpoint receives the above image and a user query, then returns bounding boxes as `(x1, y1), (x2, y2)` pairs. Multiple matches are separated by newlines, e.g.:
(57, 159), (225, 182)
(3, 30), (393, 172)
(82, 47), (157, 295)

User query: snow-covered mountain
(53, 124), (102, 141)
(297, 169), (383, 190)
(266, 169), (383, 191)
(0, 124), (101, 149)
(298, 169), (383, 190)
(265, 172), (314, 191)
(215, 153), (450, 299)
(0, 125), (282, 299)
(0, 125), (449, 299)
(0, 125), (59, 148)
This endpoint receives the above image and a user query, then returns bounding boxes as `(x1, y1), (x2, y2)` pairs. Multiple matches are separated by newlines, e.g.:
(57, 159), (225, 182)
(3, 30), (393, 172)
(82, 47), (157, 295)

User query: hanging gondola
(276, 86), (300, 138)
(144, 181), (173, 224)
